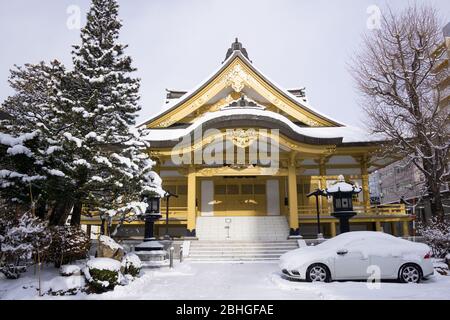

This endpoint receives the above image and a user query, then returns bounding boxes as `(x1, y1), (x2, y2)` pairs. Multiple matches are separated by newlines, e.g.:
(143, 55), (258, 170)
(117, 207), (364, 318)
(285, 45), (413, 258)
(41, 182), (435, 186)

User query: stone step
(190, 241), (297, 245)
(187, 239), (298, 262)
(189, 254), (284, 259)
(189, 244), (298, 249)
(191, 247), (297, 253)
(186, 257), (281, 262)
(191, 240), (297, 246)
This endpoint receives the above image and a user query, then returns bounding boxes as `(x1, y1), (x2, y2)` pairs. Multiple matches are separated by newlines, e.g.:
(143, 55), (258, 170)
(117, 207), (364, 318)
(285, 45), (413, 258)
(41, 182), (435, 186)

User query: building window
(254, 184), (266, 195)
(215, 185), (226, 195)
(241, 184), (253, 195)
(227, 185), (239, 195)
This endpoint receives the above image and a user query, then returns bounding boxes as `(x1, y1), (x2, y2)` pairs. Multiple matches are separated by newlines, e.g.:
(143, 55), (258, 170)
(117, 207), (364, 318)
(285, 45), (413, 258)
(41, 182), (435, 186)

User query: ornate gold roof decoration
(227, 128), (257, 148)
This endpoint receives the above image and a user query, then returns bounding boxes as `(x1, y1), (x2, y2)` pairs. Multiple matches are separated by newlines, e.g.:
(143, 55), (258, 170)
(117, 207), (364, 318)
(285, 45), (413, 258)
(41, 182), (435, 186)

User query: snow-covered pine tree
(71, 0), (151, 226)
(0, 61), (74, 221)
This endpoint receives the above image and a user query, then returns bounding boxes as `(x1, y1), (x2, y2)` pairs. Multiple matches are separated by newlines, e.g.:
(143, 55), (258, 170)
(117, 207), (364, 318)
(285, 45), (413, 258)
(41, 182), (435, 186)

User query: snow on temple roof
(138, 44), (344, 128)
(142, 107), (381, 144)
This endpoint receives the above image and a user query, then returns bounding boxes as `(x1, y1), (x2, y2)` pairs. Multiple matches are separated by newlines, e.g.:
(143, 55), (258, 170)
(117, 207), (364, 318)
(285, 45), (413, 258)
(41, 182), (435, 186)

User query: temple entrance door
(266, 180), (280, 215)
(213, 178), (267, 216)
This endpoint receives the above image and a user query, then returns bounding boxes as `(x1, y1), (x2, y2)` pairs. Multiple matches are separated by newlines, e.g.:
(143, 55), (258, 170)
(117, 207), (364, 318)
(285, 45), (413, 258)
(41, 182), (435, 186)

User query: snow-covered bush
(417, 218), (450, 258)
(121, 253), (142, 277)
(84, 258), (121, 292)
(46, 226), (90, 267)
(60, 264), (81, 277)
(0, 210), (51, 279)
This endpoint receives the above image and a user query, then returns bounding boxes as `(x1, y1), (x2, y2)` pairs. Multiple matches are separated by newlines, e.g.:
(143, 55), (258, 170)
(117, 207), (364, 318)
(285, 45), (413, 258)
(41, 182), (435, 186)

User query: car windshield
(315, 232), (396, 250)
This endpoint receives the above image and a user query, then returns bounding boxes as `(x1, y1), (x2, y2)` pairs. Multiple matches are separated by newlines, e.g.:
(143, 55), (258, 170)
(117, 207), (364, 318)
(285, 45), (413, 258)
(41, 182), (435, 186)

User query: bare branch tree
(351, 4), (450, 219)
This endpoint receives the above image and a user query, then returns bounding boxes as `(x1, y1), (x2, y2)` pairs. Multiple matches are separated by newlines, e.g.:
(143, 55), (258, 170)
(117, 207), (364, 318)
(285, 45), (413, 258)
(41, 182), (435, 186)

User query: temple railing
(81, 206), (188, 224)
(298, 203), (407, 216)
(159, 206), (188, 222)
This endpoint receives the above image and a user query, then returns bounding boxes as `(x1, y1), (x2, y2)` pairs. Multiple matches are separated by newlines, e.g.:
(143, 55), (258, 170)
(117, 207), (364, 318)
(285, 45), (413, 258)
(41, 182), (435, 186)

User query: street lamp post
(164, 191), (178, 240)
(307, 188), (326, 238)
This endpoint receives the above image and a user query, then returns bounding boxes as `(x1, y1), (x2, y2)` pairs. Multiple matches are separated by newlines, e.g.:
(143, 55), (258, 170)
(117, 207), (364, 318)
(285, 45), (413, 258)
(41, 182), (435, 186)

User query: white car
(280, 231), (433, 283)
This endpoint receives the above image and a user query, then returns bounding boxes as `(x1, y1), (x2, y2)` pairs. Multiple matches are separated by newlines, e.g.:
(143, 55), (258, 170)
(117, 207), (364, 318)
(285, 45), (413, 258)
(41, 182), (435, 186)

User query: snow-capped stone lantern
(324, 175), (362, 234)
(134, 171), (168, 264)
(141, 191), (162, 242)
(136, 171), (164, 242)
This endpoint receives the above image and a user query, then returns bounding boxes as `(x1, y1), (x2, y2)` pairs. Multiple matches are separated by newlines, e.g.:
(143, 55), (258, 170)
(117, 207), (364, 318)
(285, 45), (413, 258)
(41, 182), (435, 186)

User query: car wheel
(306, 264), (331, 282)
(399, 264), (422, 284)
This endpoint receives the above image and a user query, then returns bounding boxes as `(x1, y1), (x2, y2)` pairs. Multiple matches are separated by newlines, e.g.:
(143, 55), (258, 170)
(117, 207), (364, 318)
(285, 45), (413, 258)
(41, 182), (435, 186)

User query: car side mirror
(336, 249), (348, 255)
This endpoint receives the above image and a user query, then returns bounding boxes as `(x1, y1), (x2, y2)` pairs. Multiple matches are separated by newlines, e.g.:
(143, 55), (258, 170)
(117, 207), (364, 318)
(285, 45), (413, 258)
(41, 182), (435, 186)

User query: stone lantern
(134, 171), (167, 263)
(141, 192), (162, 242)
(324, 175), (362, 234)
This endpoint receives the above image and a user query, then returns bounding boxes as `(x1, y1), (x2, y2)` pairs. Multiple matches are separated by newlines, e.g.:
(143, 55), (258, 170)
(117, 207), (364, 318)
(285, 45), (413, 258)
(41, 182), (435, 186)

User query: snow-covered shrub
(121, 253), (142, 277)
(417, 218), (450, 258)
(84, 258), (121, 292)
(46, 226), (90, 267)
(60, 264), (81, 277)
(0, 210), (51, 279)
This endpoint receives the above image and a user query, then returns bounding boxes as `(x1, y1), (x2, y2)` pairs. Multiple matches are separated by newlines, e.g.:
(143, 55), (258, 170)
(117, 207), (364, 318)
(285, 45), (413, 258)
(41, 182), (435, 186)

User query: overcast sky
(0, 0), (449, 127)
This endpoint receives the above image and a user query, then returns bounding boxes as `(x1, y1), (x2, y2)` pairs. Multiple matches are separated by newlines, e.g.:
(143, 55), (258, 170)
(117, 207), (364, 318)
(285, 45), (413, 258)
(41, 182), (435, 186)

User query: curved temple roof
(143, 107), (383, 148)
(139, 40), (345, 128)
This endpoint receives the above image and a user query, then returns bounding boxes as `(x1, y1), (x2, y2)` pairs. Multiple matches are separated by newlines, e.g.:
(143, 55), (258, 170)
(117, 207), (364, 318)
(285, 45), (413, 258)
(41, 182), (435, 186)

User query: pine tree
(1, 0), (152, 228)
(71, 0), (151, 225)
(0, 61), (74, 220)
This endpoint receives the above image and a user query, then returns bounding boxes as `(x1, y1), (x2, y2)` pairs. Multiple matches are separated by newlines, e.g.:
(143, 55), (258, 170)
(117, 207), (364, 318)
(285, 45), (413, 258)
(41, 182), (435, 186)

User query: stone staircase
(186, 240), (299, 263)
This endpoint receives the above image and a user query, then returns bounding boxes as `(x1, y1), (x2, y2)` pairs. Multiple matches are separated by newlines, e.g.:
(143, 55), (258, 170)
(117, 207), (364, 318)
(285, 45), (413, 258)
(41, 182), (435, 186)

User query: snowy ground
(1, 262), (450, 300)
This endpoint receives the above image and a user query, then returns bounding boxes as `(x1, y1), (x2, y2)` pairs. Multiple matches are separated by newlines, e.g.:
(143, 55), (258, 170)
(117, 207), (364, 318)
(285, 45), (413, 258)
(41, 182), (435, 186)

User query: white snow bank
(86, 258), (121, 272)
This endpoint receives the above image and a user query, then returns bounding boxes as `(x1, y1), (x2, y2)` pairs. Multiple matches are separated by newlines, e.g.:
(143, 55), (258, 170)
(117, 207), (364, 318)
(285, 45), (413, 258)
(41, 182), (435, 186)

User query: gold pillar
(402, 221), (410, 237)
(288, 153), (299, 235)
(187, 165), (197, 236)
(391, 222), (398, 236)
(330, 222), (337, 237)
(375, 221), (382, 232)
(319, 158), (328, 214)
(361, 155), (370, 211)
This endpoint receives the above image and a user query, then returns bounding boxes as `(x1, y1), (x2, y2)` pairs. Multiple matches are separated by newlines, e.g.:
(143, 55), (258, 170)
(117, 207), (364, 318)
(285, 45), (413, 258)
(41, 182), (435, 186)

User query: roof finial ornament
(223, 38), (251, 63)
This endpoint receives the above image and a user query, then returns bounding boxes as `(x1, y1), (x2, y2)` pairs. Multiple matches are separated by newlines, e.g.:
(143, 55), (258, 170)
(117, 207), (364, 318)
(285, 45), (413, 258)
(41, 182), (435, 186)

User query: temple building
(83, 39), (414, 239)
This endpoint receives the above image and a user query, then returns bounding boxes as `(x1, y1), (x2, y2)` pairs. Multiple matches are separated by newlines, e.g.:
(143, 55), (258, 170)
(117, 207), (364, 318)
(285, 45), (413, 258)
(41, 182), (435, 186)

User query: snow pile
(60, 265), (81, 277)
(121, 253), (142, 278)
(142, 170), (165, 197)
(86, 258), (121, 272)
(325, 175), (362, 194)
